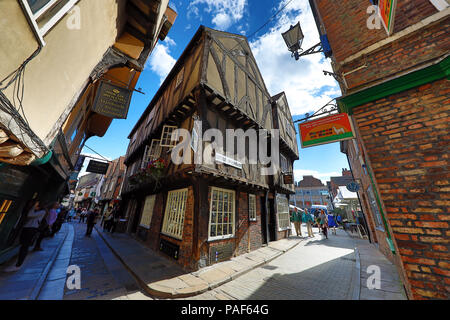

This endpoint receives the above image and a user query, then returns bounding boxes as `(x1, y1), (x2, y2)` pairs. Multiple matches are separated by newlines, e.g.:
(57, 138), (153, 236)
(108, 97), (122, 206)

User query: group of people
(4, 200), (68, 272)
(101, 206), (121, 233)
(291, 208), (340, 240)
(3, 198), (122, 272)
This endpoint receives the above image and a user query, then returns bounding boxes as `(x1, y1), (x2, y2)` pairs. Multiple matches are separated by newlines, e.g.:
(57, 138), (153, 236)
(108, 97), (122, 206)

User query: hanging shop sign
(92, 81), (132, 119)
(86, 160), (109, 175)
(299, 113), (355, 148)
(378, 0), (397, 35)
(346, 181), (360, 193)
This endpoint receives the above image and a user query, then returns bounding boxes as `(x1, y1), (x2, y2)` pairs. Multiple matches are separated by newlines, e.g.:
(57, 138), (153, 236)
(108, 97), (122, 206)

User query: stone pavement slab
(0, 223), (69, 300)
(95, 225), (305, 299)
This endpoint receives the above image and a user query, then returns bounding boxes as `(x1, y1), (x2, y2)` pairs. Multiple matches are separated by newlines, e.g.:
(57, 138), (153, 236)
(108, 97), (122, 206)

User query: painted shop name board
(215, 152), (243, 169)
(92, 81), (132, 119)
(86, 160), (109, 175)
(299, 113), (355, 148)
(378, 0), (397, 35)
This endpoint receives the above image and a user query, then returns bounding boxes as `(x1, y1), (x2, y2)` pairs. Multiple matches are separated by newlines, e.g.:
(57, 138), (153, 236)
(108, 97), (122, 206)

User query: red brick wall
(235, 192), (263, 255)
(352, 78), (450, 299)
(137, 186), (196, 270)
(315, 0), (438, 64)
(341, 16), (450, 90)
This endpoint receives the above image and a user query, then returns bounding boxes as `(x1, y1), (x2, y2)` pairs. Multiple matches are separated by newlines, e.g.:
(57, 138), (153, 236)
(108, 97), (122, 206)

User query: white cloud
(294, 169), (341, 185)
(249, 0), (341, 116)
(146, 40), (177, 84)
(188, 0), (248, 30)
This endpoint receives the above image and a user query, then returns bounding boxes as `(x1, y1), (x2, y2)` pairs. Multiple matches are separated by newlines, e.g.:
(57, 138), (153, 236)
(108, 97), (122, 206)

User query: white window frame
(139, 194), (156, 229)
(367, 185), (385, 231)
(429, 0), (449, 11)
(160, 125), (179, 147)
(161, 188), (188, 240)
(191, 127), (199, 152)
(249, 194), (256, 222)
(208, 187), (235, 241)
(280, 154), (288, 173)
(276, 194), (290, 231)
(19, 0), (80, 46)
(141, 139), (163, 169)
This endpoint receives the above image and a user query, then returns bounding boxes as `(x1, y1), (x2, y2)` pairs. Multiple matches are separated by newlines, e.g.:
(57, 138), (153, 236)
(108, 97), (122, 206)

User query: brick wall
(352, 78), (450, 299)
(341, 16), (449, 91)
(315, 0), (438, 64)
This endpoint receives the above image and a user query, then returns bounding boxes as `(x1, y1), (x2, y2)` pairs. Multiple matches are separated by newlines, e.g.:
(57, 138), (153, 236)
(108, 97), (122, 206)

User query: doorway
(260, 196), (268, 244)
(267, 198), (276, 242)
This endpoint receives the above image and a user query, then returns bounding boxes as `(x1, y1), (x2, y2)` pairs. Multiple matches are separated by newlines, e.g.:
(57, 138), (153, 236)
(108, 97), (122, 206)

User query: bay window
(209, 187), (235, 240)
(161, 188), (188, 240)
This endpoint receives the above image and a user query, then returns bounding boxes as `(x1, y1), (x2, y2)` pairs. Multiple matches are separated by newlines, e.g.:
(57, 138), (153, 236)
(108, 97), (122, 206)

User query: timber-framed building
(121, 26), (299, 270)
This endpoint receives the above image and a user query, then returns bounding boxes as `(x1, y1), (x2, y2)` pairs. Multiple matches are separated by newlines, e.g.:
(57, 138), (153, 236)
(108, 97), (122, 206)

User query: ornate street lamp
(282, 21), (325, 60)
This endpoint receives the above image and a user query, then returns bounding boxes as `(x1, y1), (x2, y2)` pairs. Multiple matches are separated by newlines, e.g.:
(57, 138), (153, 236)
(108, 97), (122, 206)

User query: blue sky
(81, 0), (349, 183)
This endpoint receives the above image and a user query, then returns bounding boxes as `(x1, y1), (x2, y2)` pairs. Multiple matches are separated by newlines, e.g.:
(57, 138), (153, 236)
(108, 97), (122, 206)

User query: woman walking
(319, 210), (329, 239)
(4, 200), (47, 272)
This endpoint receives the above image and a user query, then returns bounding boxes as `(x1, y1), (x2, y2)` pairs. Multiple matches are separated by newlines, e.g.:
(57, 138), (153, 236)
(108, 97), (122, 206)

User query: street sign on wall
(92, 81), (132, 119)
(299, 113), (355, 148)
(379, 0), (397, 35)
(86, 160), (109, 175)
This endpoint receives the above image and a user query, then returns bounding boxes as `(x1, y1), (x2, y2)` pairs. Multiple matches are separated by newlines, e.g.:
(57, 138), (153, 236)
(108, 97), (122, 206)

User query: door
(268, 198), (276, 242)
(260, 196), (268, 244)
(131, 200), (143, 234)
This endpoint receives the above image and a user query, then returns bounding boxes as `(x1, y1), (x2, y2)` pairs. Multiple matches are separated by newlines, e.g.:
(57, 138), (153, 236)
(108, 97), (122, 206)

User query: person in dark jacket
(3, 200), (46, 272)
(85, 208), (99, 237)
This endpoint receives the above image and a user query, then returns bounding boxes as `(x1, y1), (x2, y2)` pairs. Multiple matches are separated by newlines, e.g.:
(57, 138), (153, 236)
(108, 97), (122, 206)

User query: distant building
(74, 173), (102, 210)
(291, 176), (330, 209)
(327, 169), (353, 200)
(97, 156), (126, 216)
(333, 186), (360, 222)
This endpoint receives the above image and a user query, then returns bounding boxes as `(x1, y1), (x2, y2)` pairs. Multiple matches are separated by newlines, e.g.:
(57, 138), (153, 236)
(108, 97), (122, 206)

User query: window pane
(27, 0), (52, 14)
(209, 188), (235, 238)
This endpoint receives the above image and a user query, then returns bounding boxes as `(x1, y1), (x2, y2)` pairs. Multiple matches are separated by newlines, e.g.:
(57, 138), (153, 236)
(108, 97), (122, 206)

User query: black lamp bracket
(293, 42), (323, 60)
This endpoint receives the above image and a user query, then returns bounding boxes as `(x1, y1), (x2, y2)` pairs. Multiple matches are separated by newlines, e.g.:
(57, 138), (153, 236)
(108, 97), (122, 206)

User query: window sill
(208, 235), (235, 242)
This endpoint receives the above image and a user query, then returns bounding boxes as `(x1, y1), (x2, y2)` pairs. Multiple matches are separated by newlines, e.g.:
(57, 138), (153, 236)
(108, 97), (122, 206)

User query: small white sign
(215, 153), (242, 169)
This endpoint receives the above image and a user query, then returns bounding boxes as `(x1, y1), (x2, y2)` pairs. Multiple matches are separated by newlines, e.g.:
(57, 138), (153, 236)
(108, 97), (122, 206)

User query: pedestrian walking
(51, 206), (66, 236)
(293, 208), (302, 237)
(85, 208), (99, 237)
(3, 200), (47, 272)
(33, 202), (58, 250)
(67, 207), (75, 222)
(319, 210), (329, 239)
(103, 207), (113, 232)
(304, 209), (314, 238)
(110, 207), (121, 234)
(80, 208), (87, 223)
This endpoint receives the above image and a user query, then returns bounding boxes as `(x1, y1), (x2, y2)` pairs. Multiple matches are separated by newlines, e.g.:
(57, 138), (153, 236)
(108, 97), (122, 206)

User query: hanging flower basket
(128, 158), (168, 191)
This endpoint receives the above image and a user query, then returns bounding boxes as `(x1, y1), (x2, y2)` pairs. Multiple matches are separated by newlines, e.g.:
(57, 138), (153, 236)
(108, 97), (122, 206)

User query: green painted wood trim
(302, 132), (354, 147)
(338, 56), (450, 114)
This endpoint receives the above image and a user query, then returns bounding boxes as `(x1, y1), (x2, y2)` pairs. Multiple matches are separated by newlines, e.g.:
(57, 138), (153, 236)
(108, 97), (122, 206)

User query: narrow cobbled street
(0, 221), (406, 300)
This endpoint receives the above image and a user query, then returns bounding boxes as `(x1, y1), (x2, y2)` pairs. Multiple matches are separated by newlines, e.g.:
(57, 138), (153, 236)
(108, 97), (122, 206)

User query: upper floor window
(280, 154), (289, 173)
(160, 125), (178, 147)
(20, 0), (80, 46)
(141, 139), (162, 168)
